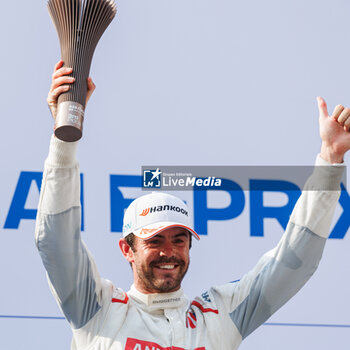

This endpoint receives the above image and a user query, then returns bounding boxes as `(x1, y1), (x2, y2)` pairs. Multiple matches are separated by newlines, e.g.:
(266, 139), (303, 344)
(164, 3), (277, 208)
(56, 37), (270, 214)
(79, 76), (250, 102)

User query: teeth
(158, 265), (175, 269)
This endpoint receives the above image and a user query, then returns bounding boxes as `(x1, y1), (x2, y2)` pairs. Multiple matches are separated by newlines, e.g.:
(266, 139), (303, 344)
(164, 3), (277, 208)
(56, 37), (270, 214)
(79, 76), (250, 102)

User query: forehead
(151, 227), (191, 239)
(134, 227), (190, 244)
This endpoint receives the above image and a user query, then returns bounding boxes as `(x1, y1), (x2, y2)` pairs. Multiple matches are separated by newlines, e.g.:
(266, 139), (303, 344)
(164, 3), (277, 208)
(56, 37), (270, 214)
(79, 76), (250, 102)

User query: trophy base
(55, 101), (85, 142)
(55, 125), (82, 142)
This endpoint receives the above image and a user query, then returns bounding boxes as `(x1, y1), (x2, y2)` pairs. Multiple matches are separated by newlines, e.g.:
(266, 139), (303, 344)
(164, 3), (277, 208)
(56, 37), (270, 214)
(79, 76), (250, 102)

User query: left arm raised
(209, 97), (349, 341)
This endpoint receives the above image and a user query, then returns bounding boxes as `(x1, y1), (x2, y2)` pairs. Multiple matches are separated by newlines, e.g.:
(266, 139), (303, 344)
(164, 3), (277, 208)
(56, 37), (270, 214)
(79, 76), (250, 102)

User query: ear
(119, 238), (135, 264)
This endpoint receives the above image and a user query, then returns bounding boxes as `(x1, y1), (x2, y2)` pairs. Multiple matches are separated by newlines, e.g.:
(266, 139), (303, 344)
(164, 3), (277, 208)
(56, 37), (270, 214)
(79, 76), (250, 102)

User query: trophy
(48, 0), (117, 142)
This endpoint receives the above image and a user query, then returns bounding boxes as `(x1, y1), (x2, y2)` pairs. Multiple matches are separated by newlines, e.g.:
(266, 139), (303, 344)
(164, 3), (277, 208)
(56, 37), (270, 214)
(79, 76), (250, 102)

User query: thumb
(317, 96), (328, 119)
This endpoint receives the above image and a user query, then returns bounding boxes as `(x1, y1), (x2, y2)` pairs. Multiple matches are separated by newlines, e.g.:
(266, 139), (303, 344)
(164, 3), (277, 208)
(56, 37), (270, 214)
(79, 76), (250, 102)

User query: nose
(159, 241), (173, 257)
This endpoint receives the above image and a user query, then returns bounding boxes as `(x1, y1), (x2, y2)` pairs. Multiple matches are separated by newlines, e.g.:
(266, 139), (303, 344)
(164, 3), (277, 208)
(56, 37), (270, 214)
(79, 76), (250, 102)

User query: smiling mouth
(151, 257), (184, 271)
(155, 264), (178, 270)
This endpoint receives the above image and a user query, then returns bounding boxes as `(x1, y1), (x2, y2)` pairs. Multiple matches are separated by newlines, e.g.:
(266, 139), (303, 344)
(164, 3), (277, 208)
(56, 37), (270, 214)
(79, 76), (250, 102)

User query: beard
(134, 256), (189, 293)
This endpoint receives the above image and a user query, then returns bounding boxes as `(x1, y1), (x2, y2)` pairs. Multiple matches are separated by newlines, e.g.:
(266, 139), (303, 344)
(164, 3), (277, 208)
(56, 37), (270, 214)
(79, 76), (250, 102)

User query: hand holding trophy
(48, 0), (117, 142)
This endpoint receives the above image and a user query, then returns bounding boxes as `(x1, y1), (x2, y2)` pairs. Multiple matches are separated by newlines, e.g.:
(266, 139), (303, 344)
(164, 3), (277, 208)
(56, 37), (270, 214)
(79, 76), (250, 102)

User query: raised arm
(209, 97), (350, 341)
(35, 62), (101, 330)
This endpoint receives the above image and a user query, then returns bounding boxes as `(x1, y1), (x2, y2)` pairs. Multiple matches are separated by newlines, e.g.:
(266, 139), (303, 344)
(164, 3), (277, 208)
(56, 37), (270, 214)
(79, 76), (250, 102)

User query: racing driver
(35, 61), (350, 349)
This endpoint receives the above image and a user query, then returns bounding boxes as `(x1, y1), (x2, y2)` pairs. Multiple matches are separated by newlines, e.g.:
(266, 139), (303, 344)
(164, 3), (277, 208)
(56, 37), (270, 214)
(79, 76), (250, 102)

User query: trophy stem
(55, 101), (85, 142)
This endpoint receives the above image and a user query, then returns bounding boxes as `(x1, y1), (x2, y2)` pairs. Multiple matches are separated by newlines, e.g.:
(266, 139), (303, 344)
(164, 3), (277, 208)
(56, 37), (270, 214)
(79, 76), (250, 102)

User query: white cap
(122, 192), (200, 240)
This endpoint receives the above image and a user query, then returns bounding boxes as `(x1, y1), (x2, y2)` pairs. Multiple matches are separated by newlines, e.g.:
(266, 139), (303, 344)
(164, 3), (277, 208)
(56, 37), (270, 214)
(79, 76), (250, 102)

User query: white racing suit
(35, 136), (344, 350)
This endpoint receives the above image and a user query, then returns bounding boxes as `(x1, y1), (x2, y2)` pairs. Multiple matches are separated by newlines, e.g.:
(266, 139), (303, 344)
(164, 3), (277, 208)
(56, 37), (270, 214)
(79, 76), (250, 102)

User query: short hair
(125, 232), (137, 251)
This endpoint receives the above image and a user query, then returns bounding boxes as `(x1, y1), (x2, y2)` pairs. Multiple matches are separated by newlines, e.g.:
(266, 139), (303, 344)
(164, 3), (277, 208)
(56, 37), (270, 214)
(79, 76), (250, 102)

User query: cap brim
(132, 221), (200, 241)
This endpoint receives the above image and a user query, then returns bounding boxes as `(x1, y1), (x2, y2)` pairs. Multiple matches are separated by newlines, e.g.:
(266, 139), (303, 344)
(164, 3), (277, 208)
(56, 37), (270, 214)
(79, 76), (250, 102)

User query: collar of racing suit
(127, 284), (189, 313)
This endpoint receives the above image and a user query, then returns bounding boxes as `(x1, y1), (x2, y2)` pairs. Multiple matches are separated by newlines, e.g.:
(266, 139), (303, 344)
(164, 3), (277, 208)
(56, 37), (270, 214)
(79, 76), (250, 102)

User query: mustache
(150, 256), (185, 267)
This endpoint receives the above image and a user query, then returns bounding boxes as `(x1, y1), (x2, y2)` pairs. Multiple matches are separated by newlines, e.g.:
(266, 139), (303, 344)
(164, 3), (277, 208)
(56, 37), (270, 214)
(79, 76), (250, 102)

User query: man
(36, 60), (350, 349)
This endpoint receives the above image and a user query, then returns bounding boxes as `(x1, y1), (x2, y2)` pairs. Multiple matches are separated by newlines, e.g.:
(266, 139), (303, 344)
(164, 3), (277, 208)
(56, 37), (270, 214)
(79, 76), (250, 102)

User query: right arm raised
(35, 63), (101, 329)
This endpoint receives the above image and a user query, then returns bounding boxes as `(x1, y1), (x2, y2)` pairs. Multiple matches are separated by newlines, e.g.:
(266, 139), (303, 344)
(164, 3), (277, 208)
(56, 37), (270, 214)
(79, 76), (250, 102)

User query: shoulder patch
(191, 300), (219, 315)
(111, 288), (128, 304)
(201, 291), (211, 302)
(186, 291), (219, 329)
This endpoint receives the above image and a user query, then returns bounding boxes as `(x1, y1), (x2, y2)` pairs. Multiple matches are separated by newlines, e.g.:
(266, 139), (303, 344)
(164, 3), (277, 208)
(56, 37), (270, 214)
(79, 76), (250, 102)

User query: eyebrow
(174, 232), (190, 239)
(155, 232), (190, 239)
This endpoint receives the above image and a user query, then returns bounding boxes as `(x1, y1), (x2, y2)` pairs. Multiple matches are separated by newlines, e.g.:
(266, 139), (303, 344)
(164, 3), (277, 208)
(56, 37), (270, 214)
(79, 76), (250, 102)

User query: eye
(173, 237), (187, 245)
(147, 238), (161, 246)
